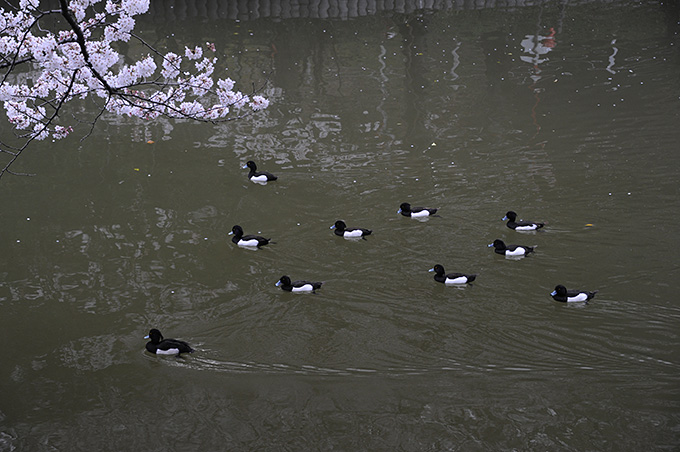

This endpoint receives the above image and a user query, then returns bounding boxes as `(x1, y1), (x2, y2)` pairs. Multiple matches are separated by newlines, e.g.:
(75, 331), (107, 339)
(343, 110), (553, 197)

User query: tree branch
(58, 0), (114, 94)
(1, 0), (270, 180)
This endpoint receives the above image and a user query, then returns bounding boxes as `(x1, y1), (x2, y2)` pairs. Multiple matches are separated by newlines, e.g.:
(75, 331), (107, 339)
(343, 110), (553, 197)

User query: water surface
(1, 1), (679, 450)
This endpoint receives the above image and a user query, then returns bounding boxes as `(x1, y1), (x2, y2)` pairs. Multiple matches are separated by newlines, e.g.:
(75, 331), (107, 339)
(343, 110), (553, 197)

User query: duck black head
(145, 328), (163, 344)
(504, 211), (518, 221)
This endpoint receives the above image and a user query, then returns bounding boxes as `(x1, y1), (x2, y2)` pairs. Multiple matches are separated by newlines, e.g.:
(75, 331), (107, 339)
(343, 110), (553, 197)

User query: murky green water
(1, 1), (679, 450)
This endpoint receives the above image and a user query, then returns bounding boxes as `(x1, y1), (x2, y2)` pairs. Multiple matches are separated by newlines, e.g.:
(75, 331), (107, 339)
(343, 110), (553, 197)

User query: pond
(1, 0), (679, 450)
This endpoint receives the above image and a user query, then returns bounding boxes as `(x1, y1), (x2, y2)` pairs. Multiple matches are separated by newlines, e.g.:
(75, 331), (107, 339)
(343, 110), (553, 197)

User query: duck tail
(312, 282), (324, 293)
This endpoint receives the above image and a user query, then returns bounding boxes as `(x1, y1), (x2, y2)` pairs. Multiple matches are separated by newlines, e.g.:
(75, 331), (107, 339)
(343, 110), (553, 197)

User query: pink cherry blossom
(0, 0), (269, 178)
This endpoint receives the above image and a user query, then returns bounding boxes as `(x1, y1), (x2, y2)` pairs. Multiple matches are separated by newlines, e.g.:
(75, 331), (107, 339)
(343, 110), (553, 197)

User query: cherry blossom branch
(0, 67), (77, 178)
(0, 0), (270, 180)
(58, 0), (113, 93)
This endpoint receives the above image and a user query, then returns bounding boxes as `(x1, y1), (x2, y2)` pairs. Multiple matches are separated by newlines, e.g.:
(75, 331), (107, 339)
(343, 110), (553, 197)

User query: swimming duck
(229, 225), (271, 248)
(276, 275), (323, 293)
(243, 160), (277, 183)
(503, 211), (544, 231)
(551, 285), (598, 303)
(398, 202), (438, 218)
(429, 264), (476, 284)
(144, 329), (194, 355)
(330, 220), (372, 239)
(488, 239), (535, 257)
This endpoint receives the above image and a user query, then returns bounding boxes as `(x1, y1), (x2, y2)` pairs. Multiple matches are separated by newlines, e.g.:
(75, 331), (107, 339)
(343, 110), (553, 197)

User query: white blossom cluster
(0, 0), (269, 143)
